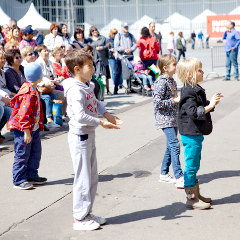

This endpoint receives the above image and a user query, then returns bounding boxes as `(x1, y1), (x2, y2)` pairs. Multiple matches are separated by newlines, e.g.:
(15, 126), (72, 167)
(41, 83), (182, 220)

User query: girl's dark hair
(89, 26), (99, 37)
(58, 23), (70, 38)
(5, 49), (21, 66)
(141, 27), (151, 38)
(178, 32), (183, 38)
(74, 27), (85, 40)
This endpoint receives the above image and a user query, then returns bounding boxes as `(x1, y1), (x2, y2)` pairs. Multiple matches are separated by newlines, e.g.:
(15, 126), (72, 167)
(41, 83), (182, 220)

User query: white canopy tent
(100, 18), (122, 37)
(18, 3), (51, 30)
(191, 9), (216, 34)
(165, 12), (191, 37)
(229, 6), (240, 15)
(130, 15), (154, 39)
(0, 6), (11, 25)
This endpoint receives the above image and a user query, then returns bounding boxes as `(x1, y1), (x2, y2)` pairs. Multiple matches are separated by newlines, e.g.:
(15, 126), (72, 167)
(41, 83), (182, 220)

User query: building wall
(1, 0), (240, 28)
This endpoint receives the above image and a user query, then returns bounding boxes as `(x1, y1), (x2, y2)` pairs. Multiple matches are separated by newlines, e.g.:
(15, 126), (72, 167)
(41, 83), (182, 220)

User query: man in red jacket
(8, 62), (47, 190)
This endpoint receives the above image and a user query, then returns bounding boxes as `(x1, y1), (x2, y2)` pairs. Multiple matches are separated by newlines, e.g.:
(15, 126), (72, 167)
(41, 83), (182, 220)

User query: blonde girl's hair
(176, 58), (202, 86)
(157, 54), (177, 74)
(20, 46), (33, 58)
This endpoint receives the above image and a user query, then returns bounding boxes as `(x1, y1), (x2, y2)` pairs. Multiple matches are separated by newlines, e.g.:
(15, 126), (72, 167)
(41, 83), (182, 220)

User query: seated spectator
(52, 47), (70, 79)
(44, 24), (63, 51)
(6, 26), (21, 44)
(35, 45), (66, 127)
(58, 23), (72, 46)
(34, 30), (44, 45)
(19, 26), (38, 50)
(4, 40), (19, 52)
(1, 24), (10, 41)
(72, 27), (89, 49)
(0, 50), (12, 142)
(4, 49), (26, 94)
(20, 46), (36, 67)
(132, 56), (153, 91)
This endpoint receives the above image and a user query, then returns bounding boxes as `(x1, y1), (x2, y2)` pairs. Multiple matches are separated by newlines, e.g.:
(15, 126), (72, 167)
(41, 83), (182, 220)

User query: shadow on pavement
(99, 173), (133, 182)
(45, 177), (74, 186)
(198, 170), (240, 184)
(107, 202), (190, 224)
(213, 194), (240, 205)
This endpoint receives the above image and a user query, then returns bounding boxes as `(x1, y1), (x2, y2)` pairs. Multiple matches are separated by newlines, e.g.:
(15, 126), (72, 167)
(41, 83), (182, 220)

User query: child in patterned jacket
(8, 62), (47, 190)
(153, 54), (184, 189)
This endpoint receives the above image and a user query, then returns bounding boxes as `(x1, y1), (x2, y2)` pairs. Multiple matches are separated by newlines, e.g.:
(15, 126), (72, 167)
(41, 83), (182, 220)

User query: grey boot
(196, 183), (212, 203)
(185, 185), (211, 210)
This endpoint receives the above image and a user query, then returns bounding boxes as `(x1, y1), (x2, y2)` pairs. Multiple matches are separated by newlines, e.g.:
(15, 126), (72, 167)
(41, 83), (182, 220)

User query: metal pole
(136, 0), (139, 21)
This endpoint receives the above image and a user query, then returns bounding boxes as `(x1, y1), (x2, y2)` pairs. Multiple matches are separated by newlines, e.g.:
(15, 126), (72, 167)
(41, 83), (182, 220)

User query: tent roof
(192, 9), (216, 23)
(18, 3), (51, 30)
(100, 18), (122, 36)
(0, 6), (11, 25)
(229, 6), (240, 15)
(130, 15), (154, 28)
(166, 12), (191, 24)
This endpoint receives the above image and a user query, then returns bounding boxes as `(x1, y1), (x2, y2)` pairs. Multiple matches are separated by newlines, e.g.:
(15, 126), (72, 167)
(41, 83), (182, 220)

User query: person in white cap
(113, 22), (137, 94)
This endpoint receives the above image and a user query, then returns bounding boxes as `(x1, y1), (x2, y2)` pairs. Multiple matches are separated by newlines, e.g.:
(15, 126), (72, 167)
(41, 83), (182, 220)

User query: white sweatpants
(68, 131), (98, 220)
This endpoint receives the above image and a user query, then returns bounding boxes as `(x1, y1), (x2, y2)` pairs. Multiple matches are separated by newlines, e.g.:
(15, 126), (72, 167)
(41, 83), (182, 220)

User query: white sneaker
(159, 174), (176, 184)
(175, 176), (184, 189)
(46, 122), (61, 128)
(73, 218), (100, 231)
(88, 214), (107, 225)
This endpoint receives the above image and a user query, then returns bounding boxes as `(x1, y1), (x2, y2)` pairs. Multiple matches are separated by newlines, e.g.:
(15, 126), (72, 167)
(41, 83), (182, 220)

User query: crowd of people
(0, 17), (239, 231)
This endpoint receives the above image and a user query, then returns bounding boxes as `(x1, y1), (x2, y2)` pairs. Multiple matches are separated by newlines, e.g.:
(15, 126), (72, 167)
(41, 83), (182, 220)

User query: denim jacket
(153, 75), (178, 129)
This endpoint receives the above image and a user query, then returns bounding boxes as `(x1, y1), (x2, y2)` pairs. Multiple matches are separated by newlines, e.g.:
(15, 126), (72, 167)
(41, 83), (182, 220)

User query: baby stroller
(121, 55), (142, 94)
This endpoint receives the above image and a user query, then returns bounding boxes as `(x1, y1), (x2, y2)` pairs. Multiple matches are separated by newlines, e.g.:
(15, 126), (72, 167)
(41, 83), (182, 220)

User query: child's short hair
(20, 46), (34, 58)
(65, 49), (93, 75)
(52, 47), (63, 56)
(157, 54), (176, 74)
(36, 45), (48, 53)
(176, 58), (202, 86)
(82, 45), (93, 53)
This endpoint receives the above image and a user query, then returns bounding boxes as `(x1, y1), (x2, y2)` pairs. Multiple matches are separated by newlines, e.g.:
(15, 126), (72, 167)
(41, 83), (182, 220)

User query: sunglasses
(15, 56), (22, 60)
(92, 30), (98, 32)
(27, 52), (34, 56)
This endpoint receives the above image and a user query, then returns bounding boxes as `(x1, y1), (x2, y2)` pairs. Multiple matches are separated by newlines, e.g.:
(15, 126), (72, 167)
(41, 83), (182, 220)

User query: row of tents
(1, 3), (240, 40)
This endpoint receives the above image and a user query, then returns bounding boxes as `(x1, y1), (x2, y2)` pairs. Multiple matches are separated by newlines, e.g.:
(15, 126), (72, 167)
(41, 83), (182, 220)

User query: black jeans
(178, 50), (185, 61)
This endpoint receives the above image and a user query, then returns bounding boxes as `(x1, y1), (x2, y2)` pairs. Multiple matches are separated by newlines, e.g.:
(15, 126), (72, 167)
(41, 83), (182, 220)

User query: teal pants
(181, 135), (204, 187)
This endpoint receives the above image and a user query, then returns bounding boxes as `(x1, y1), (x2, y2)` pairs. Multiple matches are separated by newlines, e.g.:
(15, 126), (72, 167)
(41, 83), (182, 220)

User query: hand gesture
(24, 130), (32, 144)
(210, 93), (223, 107)
(103, 112), (123, 125)
(100, 120), (120, 129)
(1, 96), (10, 106)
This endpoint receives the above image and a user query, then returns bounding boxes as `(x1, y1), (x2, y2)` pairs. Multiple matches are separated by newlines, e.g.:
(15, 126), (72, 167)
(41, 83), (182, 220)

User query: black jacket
(178, 84), (213, 135)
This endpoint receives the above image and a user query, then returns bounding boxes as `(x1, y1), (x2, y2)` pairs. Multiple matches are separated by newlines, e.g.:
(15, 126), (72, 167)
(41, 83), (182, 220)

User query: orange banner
(207, 14), (240, 38)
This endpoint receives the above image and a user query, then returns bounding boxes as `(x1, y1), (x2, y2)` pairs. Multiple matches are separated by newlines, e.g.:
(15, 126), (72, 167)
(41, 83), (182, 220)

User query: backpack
(143, 39), (155, 59)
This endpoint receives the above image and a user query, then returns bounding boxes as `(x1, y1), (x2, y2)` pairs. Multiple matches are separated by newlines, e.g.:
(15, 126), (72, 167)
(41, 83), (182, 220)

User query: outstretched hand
(103, 112), (123, 125)
(100, 120), (120, 129)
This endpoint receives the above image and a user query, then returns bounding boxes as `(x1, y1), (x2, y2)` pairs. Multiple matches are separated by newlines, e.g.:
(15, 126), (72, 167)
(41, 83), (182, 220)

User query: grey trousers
(68, 131), (98, 220)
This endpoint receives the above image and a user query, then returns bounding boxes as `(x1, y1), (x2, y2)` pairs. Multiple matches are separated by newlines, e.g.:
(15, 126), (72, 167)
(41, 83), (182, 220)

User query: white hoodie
(63, 78), (107, 135)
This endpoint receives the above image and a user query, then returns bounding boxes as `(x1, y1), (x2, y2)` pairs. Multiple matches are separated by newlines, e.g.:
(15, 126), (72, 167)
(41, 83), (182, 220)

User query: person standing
(137, 27), (160, 81)
(176, 32), (186, 61)
(167, 32), (176, 54)
(223, 21), (240, 81)
(197, 31), (204, 49)
(88, 26), (112, 95)
(191, 31), (196, 49)
(149, 22), (162, 55)
(114, 22), (137, 94)
(8, 62), (47, 190)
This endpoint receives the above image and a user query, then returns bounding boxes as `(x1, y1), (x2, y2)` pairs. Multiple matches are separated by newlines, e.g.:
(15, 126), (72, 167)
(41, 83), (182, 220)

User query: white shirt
(167, 36), (175, 50)
(44, 33), (64, 51)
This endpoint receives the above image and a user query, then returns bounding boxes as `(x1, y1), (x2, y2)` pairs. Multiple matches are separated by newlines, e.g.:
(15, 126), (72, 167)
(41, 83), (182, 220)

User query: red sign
(207, 14), (240, 38)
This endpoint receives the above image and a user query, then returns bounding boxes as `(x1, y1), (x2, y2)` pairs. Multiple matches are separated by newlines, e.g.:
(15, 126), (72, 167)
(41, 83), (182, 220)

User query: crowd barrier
(207, 45), (240, 78)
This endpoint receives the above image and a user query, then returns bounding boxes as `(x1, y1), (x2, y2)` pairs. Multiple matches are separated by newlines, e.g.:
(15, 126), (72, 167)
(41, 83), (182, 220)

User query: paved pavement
(0, 77), (240, 240)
